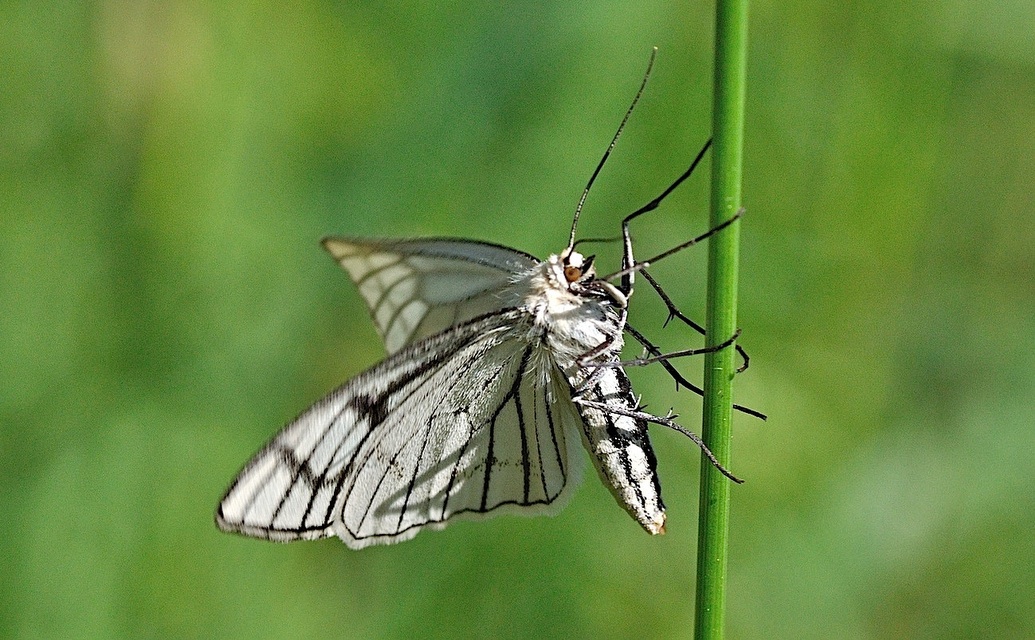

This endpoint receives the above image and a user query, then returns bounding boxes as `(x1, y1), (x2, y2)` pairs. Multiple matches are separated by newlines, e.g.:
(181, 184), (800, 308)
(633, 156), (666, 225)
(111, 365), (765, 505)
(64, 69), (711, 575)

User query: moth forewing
(216, 291), (594, 548)
(334, 328), (582, 548)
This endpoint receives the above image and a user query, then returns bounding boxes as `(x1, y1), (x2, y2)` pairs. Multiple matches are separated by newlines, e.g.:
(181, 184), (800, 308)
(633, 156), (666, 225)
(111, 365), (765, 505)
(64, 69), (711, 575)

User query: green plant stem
(694, 0), (747, 637)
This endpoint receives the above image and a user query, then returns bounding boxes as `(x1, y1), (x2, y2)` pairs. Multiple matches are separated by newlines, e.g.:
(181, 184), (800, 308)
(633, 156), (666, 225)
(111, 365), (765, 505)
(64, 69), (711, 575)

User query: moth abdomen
(569, 366), (666, 535)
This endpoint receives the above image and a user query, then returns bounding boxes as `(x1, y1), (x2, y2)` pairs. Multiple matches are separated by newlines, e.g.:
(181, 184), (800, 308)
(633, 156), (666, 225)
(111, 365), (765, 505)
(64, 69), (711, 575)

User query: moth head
(558, 248), (596, 285)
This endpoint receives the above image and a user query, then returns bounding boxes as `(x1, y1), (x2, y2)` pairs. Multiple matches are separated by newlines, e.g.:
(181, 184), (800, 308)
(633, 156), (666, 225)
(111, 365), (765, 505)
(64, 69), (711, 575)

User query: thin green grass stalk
(694, 0), (748, 637)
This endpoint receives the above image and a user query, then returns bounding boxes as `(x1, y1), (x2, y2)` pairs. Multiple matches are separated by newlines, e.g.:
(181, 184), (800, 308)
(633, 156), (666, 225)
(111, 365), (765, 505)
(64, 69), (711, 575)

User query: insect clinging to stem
(215, 49), (764, 549)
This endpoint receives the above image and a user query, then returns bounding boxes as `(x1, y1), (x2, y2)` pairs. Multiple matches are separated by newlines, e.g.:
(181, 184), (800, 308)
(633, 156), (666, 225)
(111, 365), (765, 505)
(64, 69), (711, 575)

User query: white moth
(216, 57), (755, 549)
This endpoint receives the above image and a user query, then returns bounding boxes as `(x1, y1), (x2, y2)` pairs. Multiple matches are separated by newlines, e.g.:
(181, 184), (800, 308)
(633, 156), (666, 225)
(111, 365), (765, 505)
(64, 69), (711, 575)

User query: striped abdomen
(569, 365), (666, 534)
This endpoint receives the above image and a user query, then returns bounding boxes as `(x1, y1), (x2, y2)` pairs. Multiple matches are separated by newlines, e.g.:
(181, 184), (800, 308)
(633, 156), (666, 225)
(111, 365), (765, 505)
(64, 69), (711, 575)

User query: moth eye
(563, 265), (582, 283)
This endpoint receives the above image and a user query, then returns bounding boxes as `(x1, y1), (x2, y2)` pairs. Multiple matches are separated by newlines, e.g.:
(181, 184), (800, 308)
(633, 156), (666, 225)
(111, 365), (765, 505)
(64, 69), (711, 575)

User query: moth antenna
(567, 47), (658, 252)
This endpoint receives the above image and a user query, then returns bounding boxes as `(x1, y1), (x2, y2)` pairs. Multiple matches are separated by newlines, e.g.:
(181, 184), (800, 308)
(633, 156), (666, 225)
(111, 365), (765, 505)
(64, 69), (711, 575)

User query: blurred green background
(3, 1), (1034, 638)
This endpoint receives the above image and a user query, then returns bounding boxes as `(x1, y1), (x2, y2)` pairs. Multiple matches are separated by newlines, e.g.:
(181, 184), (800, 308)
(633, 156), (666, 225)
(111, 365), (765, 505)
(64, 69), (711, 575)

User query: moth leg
(606, 191), (741, 288)
(604, 328), (741, 368)
(640, 268), (751, 373)
(571, 397), (742, 483)
(625, 323), (767, 421)
(570, 333), (622, 400)
(613, 140), (715, 295)
(624, 323), (703, 395)
(576, 334), (618, 368)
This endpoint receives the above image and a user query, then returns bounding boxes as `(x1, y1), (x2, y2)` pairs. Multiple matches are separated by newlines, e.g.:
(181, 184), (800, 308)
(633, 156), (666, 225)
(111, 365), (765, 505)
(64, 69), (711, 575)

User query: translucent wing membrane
(321, 238), (539, 354)
(216, 310), (584, 549)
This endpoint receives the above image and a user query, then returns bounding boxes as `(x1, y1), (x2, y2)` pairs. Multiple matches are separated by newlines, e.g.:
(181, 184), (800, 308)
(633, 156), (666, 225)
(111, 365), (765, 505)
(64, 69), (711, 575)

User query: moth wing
(321, 237), (540, 354)
(216, 310), (584, 549)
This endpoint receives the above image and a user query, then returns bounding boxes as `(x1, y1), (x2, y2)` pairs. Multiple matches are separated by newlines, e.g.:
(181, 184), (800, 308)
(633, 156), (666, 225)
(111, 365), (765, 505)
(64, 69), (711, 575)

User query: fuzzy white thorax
(522, 252), (625, 368)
